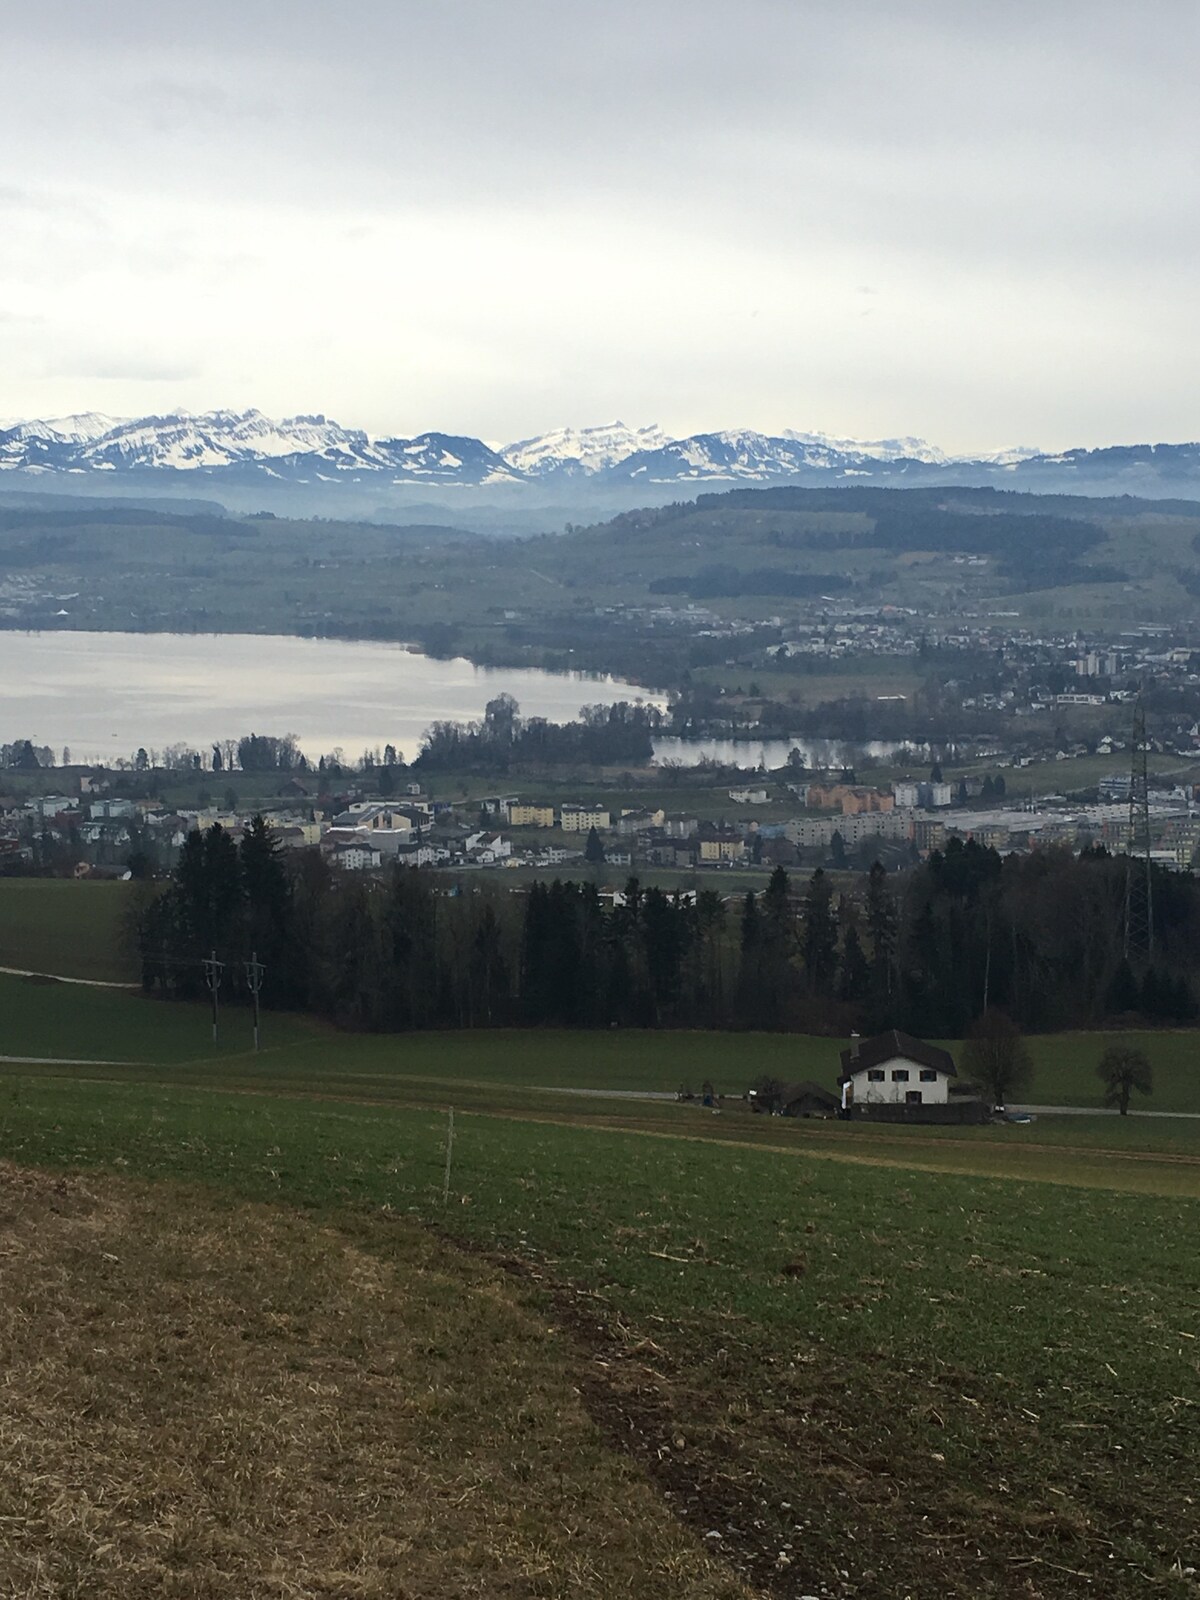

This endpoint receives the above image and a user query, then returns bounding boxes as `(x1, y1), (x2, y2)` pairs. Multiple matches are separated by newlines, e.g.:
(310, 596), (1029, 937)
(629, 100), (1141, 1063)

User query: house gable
(838, 1029), (956, 1085)
(838, 1029), (958, 1109)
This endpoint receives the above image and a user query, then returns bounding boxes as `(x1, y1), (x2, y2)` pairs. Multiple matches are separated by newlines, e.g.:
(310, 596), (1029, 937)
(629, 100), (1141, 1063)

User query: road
(1011, 1103), (1200, 1121)
(0, 965), (137, 990)
(0, 1055), (128, 1066)
(540, 1088), (1200, 1122)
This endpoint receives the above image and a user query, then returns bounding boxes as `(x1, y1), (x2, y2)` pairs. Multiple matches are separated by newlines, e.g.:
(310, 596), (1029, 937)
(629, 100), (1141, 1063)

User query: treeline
(688, 486), (1118, 588)
(5, 695), (667, 780)
(416, 695), (665, 773)
(870, 507), (1103, 560)
(0, 505), (228, 533)
(1, 739), (55, 769)
(885, 839), (1198, 1035)
(139, 826), (1199, 1037)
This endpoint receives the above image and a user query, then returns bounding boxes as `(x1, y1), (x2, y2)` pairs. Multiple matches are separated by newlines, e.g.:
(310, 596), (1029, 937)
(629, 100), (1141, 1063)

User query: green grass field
(0, 878), (137, 982)
(4, 889), (1200, 1594)
(1, 1067), (1197, 1596)
(4, 972), (1197, 1116)
(0, 971), (314, 1063)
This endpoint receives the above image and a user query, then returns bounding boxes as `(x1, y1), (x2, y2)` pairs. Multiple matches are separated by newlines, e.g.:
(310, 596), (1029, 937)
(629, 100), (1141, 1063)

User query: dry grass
(0, 1163), (753, 1600)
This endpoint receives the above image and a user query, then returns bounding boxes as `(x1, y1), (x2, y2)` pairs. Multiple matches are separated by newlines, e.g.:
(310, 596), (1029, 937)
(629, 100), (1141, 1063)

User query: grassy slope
(2, 1075), (1198, 1597)
(0, 1161), (745, 1600)
(0, 878), (137, 982)
(0, 973), (312, 1063)
(3, 972), (1195, 1119)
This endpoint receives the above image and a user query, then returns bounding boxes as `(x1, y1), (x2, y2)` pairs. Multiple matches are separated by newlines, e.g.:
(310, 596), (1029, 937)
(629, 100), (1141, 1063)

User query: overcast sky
(0, 1), (1196, 452)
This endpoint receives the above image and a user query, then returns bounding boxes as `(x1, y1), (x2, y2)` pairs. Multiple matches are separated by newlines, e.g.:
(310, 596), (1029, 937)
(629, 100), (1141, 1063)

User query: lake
(2, 630), (663, 765)
(650, 735), (930, 769)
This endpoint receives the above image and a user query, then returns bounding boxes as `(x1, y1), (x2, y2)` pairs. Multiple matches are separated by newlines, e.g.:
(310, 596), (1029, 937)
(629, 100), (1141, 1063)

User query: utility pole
(442, 1108), (455, 1205)
(1124, 700), (1153, 962)
(202, 949), (225, 1047)
(245, 951), (265, 1052)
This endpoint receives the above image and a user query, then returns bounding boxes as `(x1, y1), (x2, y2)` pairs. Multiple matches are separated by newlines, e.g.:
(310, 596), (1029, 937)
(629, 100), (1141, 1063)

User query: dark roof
(780, 1079), (840, 1108)
(838, 1029), (956, 1084)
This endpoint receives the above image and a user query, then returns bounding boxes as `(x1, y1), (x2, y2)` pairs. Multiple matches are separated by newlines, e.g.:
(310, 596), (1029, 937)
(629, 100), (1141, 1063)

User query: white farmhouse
(839, 1029), (957, 1109)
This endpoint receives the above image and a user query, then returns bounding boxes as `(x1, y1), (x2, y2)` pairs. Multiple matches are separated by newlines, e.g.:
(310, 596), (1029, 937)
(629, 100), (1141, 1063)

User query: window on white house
(919, 1069), (938, 1082)
(867, 1069), (885, 1082)
(891, 1069), (910, 1082)
(905, 1090), (923, 1104)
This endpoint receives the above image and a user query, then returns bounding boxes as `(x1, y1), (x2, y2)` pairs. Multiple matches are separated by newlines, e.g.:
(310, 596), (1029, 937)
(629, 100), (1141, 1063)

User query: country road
(0, 1055), (128, 1067)
(540, 1087), (1200, 1122)
(0, 965), (137, 990)
(1011, 1103), (1200, 1121)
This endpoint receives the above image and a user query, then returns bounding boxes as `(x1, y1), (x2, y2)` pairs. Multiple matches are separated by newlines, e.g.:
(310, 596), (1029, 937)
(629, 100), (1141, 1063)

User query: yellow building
(560, 805), (611, 832)
(699, 836), (746, 863)
(509, 804), (556, 828)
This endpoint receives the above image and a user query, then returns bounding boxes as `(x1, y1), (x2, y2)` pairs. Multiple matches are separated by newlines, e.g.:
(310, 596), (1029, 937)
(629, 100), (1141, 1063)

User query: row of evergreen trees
(136, 823), (1199, 1035)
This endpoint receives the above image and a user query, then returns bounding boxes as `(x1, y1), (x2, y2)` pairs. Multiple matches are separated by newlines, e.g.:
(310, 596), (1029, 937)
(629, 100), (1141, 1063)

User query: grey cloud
(0, 0), (1195, 448)
(128, 78), (247, 136)
(51, 355), (201, 383)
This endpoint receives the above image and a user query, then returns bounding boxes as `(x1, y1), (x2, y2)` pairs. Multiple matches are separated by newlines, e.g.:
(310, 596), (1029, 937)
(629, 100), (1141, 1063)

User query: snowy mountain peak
(503, 421), (670, 476)
(11, 405), (1183, 497)
(7, 411), (123, 444)
(782, 428), (949, 465)
(967, 444), (1043, 466)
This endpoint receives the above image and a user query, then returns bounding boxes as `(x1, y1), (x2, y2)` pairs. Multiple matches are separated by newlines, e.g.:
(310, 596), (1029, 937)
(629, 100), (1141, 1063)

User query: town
(6, 600), (1200, 884)
(4, 732), (1199, 884)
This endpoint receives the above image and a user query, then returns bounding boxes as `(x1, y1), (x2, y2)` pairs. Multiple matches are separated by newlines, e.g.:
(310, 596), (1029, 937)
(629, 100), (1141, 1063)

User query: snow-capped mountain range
(0, 408), (1028, 484)
(0, 408), (1197, 499)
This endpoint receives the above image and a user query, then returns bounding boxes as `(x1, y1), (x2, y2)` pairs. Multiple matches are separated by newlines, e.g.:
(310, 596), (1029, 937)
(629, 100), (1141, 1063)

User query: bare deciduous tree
(962, 1008), (1033, 1108)
(1096, 1044), (1153, 1116)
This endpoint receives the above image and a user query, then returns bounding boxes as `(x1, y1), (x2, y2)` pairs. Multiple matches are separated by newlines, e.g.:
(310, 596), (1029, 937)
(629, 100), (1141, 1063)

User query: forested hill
(1, 480), (1199, 683)
(692, 484), (1200, 520)
(561, 482), (1200, 602)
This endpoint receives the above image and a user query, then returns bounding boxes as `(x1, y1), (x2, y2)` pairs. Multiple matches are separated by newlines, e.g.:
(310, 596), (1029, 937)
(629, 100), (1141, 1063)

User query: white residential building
(839, 1030), (957, 1108)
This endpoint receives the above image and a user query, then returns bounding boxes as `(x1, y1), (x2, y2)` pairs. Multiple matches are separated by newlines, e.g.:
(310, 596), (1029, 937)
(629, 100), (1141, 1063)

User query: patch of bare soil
(0, 1163), (753, 1599)
(442, 1236), (836, 1600)
(442, 1235), (1134, 1600)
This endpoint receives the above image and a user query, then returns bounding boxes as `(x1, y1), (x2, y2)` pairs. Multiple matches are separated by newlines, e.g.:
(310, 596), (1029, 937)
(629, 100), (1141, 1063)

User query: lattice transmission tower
(1123, 700), (1153, 961)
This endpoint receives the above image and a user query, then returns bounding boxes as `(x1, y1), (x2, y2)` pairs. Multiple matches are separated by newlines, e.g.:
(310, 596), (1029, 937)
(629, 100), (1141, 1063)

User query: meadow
(0, 878), (137, 982)
(3, 887), (1200, 1596)
(1, 1063), (1197, 1597)
(4, 966), (1199, 1115)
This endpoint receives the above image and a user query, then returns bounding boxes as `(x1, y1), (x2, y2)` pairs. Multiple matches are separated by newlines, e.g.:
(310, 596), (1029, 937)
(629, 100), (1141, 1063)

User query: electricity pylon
(1123, 701), (1153, 961)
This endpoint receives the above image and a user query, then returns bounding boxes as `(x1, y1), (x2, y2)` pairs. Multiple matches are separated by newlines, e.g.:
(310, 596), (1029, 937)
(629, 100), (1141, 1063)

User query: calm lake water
(2, 631), (663, 765)
(650, 736), (925, 769)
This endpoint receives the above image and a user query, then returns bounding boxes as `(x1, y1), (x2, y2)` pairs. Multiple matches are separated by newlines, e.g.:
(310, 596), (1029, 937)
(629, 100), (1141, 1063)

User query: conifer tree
(801, 868), (838, 997)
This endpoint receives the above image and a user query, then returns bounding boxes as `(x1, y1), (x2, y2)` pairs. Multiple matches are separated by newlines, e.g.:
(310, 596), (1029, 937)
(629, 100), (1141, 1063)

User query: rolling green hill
(2, 485), (1198, 686)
